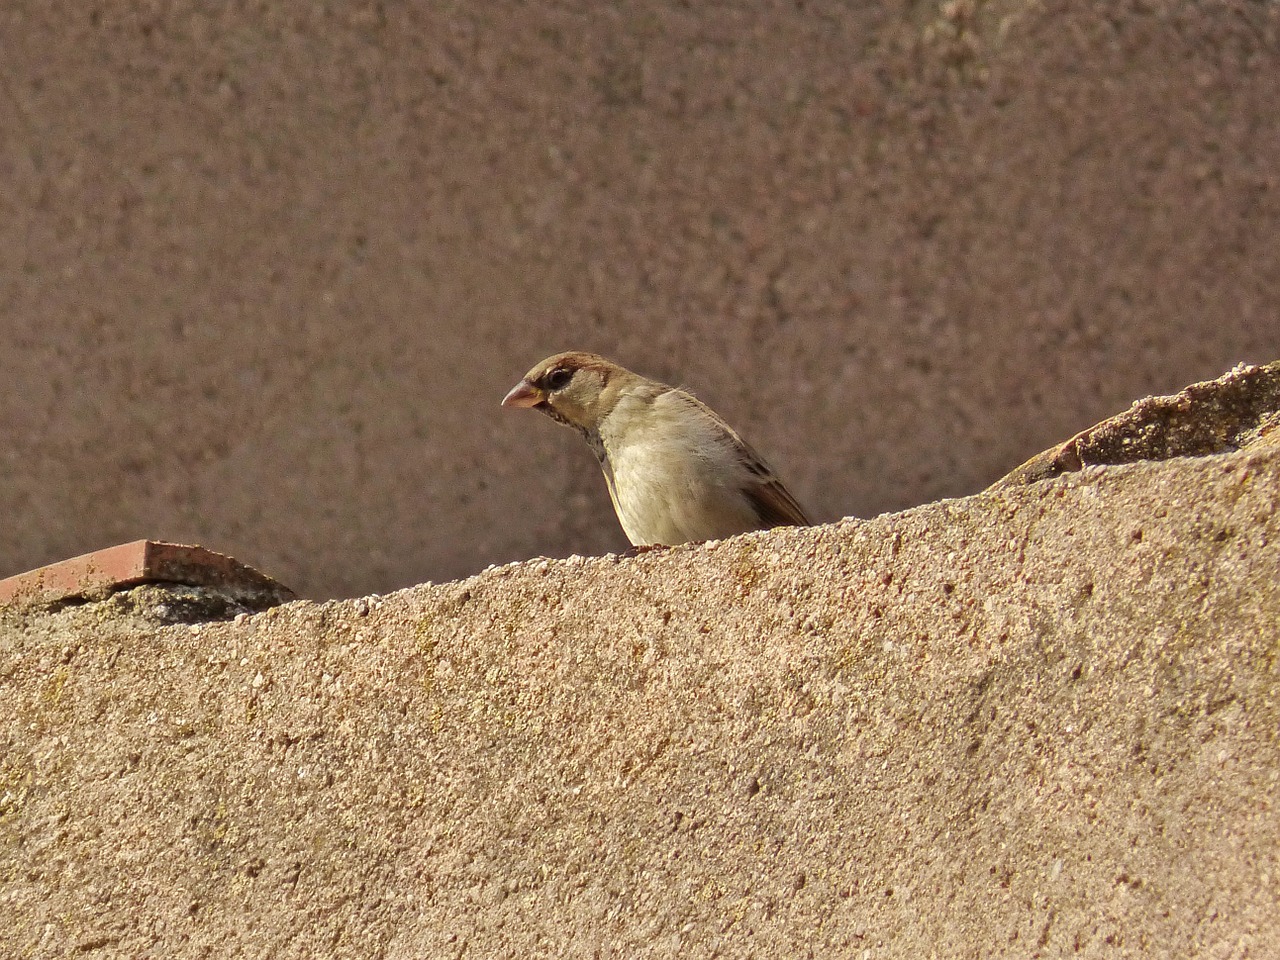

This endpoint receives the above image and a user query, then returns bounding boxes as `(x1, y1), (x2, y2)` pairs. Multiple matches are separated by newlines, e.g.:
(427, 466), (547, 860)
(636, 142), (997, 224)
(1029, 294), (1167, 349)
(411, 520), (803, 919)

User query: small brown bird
(502, 351), (811, 546)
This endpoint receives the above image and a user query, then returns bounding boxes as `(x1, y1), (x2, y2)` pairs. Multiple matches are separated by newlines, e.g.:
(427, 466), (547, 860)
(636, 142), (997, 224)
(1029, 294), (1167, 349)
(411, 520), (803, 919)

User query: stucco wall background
(2, 0), (1278, 598)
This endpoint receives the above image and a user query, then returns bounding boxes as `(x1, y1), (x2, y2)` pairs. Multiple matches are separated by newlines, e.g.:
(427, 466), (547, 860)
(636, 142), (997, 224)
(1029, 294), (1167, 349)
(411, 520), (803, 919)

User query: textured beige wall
(3, 447), (1277, 957)
(2, 1), (1279, 597)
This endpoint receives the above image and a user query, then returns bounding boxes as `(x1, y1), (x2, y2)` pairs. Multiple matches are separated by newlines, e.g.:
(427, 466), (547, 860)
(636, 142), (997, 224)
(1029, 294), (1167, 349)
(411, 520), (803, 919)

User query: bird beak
(501, 379), (544, 409)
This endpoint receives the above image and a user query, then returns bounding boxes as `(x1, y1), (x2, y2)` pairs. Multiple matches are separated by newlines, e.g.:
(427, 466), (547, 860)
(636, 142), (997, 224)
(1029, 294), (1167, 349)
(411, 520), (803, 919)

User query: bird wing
(675, 390), (812, 528)
(741, 464), (812, 527)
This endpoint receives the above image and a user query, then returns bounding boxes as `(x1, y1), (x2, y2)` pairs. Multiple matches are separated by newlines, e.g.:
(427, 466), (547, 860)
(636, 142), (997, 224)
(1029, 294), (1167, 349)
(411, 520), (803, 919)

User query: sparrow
(502, 351), (811, 546)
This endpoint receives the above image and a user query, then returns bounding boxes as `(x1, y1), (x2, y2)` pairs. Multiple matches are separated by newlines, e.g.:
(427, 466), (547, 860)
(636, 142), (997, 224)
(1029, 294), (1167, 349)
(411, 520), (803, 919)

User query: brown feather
(742, 476), (811, 528)
(672, 391), (811, 529)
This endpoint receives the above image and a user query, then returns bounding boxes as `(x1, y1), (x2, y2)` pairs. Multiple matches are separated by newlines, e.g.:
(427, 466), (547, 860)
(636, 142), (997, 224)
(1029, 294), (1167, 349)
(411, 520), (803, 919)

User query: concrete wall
(3, 446), (1276, 957)
(3, 1), (1279, 596)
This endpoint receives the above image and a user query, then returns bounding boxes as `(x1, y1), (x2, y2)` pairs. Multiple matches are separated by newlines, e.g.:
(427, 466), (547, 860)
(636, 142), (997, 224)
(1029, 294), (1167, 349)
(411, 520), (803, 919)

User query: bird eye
(545, 368), (573, 390)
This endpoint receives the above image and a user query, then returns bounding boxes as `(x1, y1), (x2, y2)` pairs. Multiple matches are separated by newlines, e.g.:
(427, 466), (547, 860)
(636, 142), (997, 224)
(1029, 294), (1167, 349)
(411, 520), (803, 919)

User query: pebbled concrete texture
(2, 444), (1277, 958)
(995, 360), (1280, 486)
(2, 1), (1280, 597)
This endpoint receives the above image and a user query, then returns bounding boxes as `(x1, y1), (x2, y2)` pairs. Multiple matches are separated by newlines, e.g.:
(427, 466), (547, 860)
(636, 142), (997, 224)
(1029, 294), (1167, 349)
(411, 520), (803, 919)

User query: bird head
(501, 352), (624, 433)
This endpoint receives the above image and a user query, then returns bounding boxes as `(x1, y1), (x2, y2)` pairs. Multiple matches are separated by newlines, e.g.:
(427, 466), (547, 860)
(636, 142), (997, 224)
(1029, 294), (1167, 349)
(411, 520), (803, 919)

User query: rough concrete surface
(996, 361), (1280, 487)
(3, 443), (1277, 957)
(3, 1), (1280, 597)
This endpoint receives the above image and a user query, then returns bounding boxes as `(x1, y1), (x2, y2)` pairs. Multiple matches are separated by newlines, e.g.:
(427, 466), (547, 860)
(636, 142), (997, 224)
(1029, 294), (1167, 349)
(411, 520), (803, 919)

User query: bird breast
(599, 390), (761, 545)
